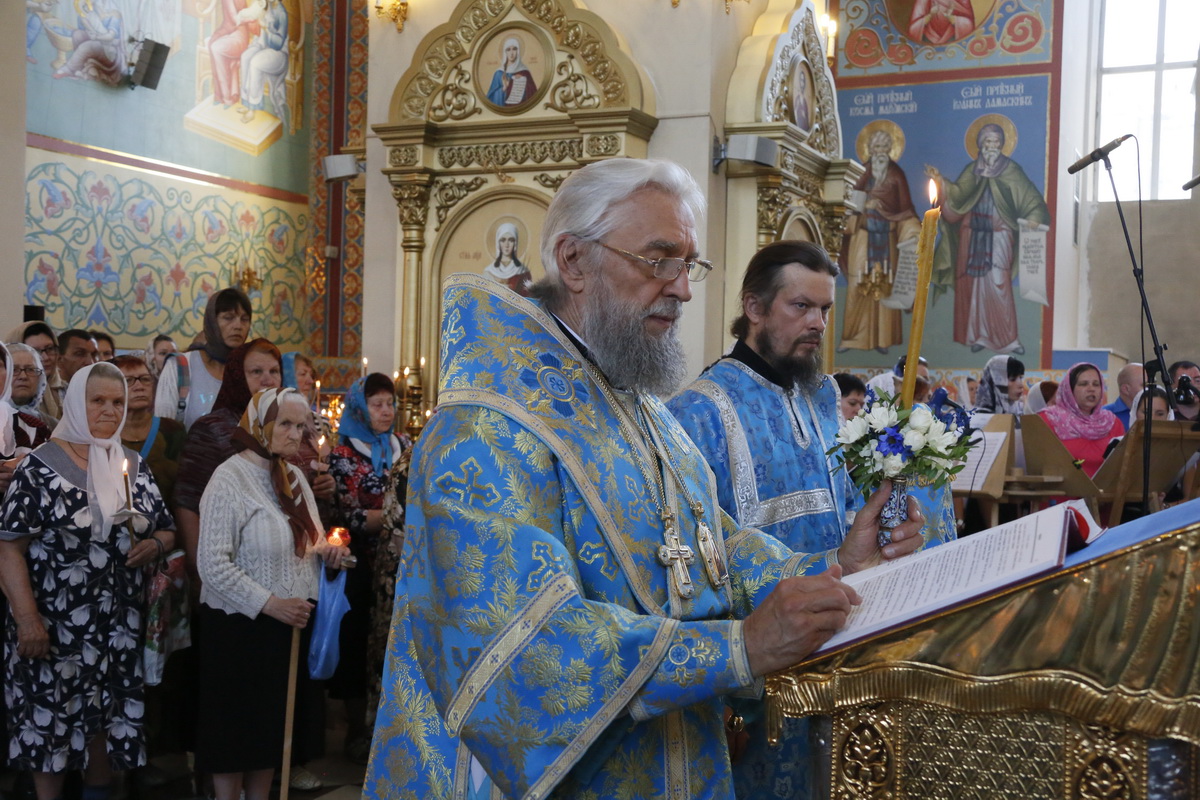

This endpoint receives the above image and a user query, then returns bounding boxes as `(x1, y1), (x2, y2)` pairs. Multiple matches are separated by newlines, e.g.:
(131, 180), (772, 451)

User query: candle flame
(122, 458), (128, 476)
(326, 527), (350, 547)
(928, 178), (938, 207)
(362, 357), (368, 366)
(317, 435), (325, 447)
(393, 370), (399, 380)
(315, 380), (321, 389)
(425, 409), (432, 418)
(419, 356), (426, 368)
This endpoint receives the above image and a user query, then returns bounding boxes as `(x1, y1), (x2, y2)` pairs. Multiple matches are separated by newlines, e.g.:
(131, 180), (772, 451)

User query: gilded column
(392, 177), (432, 369)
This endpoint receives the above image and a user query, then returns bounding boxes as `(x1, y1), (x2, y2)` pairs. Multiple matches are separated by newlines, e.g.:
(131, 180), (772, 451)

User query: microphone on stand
(1183, 174), (1200, 191)
(1066, 134), (1132, 174)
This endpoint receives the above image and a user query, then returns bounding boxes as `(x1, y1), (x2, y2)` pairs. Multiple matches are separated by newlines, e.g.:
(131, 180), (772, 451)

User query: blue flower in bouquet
(877, 426), (909, 459)
(827, 391), (977, 496)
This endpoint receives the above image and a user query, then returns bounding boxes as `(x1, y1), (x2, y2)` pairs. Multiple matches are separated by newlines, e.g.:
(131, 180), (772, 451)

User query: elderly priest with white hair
(365, 158), (923, 800)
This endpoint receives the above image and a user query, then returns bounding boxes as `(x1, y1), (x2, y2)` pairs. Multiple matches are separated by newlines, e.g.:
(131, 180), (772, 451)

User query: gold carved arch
(388, 0), (653, 122)
(722, 0), (863, 367)
(374, 0), (658, 403)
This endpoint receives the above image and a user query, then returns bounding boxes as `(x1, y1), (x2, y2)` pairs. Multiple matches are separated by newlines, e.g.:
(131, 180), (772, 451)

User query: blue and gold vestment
(667, 341), (860, 555)
(668, 342), (957, 799)
(365, 276), (841, 800)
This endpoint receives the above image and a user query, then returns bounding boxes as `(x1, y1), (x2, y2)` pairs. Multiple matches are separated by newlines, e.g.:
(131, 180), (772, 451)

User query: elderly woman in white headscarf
(0, 362), (176, 800)
(195, 387), (347, 800)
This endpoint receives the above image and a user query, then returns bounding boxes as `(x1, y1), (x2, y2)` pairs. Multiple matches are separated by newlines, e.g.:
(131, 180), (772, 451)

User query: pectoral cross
(657, 519), (695, 599)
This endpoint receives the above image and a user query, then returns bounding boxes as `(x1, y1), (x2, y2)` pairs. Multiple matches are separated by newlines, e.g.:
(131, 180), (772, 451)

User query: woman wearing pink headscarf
(1038, 362), (1124, 478)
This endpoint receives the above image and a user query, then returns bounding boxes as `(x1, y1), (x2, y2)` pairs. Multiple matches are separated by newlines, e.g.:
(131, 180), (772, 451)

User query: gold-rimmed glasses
(592, 241), (712, 282)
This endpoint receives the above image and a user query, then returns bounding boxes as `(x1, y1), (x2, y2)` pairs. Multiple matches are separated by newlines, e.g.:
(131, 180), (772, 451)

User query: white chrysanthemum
(907, 406), (934, 434)
(837, 415), (870, 445)
(865, 403), (898, 432)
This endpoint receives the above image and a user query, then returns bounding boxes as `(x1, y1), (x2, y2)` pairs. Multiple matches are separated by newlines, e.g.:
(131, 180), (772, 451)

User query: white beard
(870, 156), (890, 181)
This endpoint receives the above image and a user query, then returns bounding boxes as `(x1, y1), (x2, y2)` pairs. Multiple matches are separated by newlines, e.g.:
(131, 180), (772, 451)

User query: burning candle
(327, 527), (350, 547)
(900, 179), (941, 408)
(362, 357), (368, 378)
(122, 458), (133, 508)
(419, 356), (426, 370)
(315, 379), (321, 411)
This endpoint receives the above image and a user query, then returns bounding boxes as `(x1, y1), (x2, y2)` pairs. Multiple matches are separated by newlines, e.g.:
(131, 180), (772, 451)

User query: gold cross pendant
(657, 525), (695, 599)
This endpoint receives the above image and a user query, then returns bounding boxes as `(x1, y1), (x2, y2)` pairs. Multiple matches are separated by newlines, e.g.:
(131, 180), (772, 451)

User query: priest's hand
(742, 565), (861, 677)
(837, 480), (924, 574)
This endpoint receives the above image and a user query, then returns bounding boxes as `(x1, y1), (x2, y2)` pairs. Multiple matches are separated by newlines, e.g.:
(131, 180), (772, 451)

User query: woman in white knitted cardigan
(195, 388), (347, 800)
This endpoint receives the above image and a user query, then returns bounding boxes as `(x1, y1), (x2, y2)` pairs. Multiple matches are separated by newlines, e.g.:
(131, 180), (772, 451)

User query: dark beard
(752, 330), (823, 391)
(582, 284), (687, 397)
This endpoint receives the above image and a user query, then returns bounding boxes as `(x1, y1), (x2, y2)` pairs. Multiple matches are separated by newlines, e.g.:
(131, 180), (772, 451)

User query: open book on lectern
(812, 500), (1104, 656)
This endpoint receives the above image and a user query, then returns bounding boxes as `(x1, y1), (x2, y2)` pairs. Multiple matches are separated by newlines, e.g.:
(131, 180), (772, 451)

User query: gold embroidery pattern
(444, 573), (578, 735)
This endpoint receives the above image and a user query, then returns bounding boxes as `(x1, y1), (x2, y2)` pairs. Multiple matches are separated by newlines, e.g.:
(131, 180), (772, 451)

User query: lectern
(766, 500), (1200, 798)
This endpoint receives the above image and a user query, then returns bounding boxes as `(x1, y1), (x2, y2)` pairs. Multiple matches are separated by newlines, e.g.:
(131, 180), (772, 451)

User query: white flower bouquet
(827, 389), (975, 498)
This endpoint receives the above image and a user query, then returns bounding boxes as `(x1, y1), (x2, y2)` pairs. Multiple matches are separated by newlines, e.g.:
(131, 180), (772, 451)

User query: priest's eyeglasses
(594, 241), (712, 282)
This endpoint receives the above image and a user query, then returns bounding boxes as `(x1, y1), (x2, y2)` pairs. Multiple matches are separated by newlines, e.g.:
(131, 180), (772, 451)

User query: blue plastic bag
(308, 568), (351, 680)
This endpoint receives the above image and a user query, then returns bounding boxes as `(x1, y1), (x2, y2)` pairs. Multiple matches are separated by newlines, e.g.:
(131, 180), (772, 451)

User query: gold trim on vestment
(452, 740), (474, 800)
(445, 573), (578, 735)
(438, 389), (669, 617)
(524, 618), (680, 800)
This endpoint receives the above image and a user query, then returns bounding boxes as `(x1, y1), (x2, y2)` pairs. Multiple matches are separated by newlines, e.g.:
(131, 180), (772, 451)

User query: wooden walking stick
(280, 626), (301, 800)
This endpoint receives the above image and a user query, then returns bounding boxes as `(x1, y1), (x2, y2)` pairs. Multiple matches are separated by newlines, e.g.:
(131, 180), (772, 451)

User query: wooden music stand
(1018, 414), (1100, 496)
(1092, 419), (1200, 521)
(952, 414), (1014, 528)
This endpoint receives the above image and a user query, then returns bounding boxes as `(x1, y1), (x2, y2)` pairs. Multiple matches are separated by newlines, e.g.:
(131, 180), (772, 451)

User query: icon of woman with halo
(483, 222), (533, 296)
(486, 36), (537, 107)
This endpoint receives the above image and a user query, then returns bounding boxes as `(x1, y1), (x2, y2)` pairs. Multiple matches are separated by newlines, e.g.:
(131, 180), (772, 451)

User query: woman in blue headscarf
(327, 373), (403, 762)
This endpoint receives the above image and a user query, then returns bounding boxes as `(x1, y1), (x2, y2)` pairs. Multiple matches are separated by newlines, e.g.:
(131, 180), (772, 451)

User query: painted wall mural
(24, 150), (309, 347)
(26, 0), (311, 196)
(833, 0), (1062, 374)
(303, 0), (368, 366)
(185, 0), (308, 156)
(837, 0), (1052, 75)
(836, 75), (1053, 368)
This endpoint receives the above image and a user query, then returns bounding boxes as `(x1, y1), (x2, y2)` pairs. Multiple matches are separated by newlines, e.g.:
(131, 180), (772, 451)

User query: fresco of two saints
(839, 115), (1050, 356)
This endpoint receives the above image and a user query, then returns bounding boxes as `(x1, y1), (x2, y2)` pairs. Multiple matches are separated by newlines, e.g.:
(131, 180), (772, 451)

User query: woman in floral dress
(327, 373), (402, 761)
(0, 362), (175, 800)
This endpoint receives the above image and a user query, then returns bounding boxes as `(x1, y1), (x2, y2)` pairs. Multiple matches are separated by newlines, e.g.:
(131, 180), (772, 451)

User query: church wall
(0, 1), (28, 331)
(22, 0), (314, 350)
(361, 0), (775, 379)
(1082, 8), (1200, 375)
(1085, 197), (1200, 370)
(829, 0), (1063, 385)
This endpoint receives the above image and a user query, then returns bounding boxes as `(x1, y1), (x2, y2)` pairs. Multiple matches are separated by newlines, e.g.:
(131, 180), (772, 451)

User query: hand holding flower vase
(829, 389), (975, 547)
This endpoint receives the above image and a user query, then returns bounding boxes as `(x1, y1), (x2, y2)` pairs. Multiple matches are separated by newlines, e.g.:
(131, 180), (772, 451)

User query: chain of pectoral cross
(584, 368), (702, 598)
(586, 364), (729, 598)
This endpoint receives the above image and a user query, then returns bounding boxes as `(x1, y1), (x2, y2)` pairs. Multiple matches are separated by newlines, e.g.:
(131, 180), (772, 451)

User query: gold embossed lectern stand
(765, 500), (1200, 799)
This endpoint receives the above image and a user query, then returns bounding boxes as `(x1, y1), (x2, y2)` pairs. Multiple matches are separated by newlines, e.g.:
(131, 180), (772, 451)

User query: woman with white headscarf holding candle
(0, 362), (176, 800)
(195, 388), (347, 800)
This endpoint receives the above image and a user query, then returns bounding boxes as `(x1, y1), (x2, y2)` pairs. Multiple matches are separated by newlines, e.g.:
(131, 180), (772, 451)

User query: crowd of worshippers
(0, 159), (1198, 800)
(0, 292), (406, 800)
(833, 352), (1200, 493)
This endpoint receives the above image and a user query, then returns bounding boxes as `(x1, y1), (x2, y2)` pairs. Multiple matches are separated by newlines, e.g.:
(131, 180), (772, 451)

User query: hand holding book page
(811, 500), (1103, 656)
